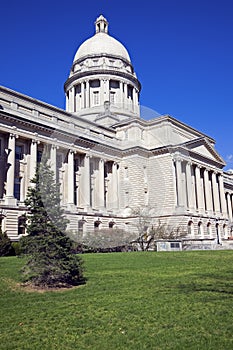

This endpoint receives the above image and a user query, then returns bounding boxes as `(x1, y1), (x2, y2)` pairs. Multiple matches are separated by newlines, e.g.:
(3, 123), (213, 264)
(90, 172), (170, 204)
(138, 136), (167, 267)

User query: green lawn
(0, 251), (233, 350)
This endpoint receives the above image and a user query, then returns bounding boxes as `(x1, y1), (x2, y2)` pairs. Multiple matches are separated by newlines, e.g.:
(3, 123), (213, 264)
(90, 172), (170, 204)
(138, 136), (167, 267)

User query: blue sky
(1, 0), (232, 169)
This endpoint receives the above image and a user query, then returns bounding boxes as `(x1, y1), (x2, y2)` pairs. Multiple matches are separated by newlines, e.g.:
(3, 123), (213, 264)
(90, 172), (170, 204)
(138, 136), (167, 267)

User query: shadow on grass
(177, 271), (233, 296)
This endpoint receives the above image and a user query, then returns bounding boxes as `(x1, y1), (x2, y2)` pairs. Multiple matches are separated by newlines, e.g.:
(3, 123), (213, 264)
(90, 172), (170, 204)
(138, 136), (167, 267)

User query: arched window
(78, 219), (86, 234)
(187, 221), (194, 236)
(198, 222), (203, 237)
(109, 221), (115, 229)
(94, 220), (101, 231)
(0, 210), (6, 232)
(215, 223), (220, 244)
(223, 224), (228, 239)
(18, 216), (26, 236)
(207, 222), (212, 236)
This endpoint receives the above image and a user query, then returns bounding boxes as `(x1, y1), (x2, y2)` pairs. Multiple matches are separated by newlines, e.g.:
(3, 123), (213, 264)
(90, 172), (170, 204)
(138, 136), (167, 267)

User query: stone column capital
(9, 133), (19, 139)
(195, 163), (202, 169)
(51, 144), (59, 150)
(69, 149), (76, 155)
(31, 139), (40, 145)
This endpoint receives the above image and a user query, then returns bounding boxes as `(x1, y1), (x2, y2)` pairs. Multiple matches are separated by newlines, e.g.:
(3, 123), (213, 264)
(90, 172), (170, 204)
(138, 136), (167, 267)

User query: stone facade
(0, 15), (233, 248)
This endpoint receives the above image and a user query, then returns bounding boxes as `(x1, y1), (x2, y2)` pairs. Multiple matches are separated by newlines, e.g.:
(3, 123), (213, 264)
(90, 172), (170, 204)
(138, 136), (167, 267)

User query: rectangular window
(93, 91), (99, 105)
(110, 91), (115, 104)
(170, 242), (180, 249)
(15, 145), (23, 160)
(56, 154), (63, 168)
(37, 150), (43, 163)
(14, 177), (21, 200)
(74, 158), (79, 172)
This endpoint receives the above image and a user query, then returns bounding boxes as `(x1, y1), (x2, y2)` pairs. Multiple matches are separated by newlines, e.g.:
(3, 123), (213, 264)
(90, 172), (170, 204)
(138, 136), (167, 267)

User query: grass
(0, 251), (233, 349)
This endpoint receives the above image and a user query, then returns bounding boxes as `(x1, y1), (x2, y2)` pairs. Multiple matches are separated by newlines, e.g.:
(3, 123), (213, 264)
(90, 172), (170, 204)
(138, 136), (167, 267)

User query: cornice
(0, 85), (69, 117)
(64, 69), (141, 91)
(0, 85), (116, 135)
(72, 53), (132, 68)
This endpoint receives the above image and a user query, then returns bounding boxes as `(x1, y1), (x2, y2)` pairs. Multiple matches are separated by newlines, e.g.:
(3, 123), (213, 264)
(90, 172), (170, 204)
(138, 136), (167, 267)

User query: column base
(4, 196), (17, 206)
(175, 205), (186, 214)
(66, 203), (77, 212)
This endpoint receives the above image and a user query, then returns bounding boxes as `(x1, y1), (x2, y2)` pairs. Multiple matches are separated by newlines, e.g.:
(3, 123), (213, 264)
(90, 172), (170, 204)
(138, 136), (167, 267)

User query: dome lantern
(95, 15), (109, 34)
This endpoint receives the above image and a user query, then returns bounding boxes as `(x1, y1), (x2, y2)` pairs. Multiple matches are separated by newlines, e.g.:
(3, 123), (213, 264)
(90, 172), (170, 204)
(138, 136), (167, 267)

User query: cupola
(64, 15), (141, 124)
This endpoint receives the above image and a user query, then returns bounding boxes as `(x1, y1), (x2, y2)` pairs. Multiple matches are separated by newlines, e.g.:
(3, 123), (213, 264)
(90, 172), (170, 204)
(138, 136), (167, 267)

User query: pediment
(182, 138), (225, 165)
(94, 113), (120, 127)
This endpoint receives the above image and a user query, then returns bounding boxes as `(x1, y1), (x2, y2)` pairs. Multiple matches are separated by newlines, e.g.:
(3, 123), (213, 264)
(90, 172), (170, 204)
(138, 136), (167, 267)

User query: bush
(0, 230), (14, 256)
(11, 242), (21, 256)
(69, 228), (137, 254)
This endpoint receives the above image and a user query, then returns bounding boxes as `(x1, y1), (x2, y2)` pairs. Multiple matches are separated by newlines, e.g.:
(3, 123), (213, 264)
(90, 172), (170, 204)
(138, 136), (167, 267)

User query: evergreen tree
(21, 153), (85, 288)
(0, 228), (14, 256)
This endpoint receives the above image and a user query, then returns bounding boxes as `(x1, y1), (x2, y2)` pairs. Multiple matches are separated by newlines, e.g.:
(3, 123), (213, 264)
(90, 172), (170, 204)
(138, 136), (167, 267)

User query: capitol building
(0, 15), (233, 248)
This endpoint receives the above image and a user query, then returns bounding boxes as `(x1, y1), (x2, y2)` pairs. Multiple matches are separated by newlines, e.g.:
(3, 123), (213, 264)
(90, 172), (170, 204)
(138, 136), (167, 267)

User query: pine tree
(21, 153), (85, 288)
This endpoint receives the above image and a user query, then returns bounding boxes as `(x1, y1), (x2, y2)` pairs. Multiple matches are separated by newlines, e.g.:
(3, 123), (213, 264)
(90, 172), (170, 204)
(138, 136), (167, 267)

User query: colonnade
(173, 156), (227, 217)
(67, 78), (139, 114)
(3, 133), (119, 212)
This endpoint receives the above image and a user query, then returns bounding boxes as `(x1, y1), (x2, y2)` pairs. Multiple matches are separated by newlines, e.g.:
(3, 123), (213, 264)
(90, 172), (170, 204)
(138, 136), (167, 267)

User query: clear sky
(1, 0), (232, 169)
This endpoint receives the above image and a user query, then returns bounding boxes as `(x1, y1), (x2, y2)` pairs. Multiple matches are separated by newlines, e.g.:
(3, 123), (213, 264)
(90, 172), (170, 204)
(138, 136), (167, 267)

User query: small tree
(131, 207), (186, 250)
(0, 228), (14, 256)
(21, 153), (85, 288)
(130, 207), (153, 251)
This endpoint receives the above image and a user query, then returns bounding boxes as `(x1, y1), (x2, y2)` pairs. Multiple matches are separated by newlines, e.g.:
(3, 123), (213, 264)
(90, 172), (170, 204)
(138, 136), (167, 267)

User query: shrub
(0, 230), (14, 256)
(11, 242), (21, 256)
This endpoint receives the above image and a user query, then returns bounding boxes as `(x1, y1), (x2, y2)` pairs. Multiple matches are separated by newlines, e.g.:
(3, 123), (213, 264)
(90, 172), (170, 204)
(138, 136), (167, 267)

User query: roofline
(113, 113), (215, 143)
(0, 85), (116, 133)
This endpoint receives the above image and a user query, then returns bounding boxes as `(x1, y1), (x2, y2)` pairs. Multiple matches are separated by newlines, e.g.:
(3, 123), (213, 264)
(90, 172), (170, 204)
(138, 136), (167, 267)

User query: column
(211, 171), (220, 213)
(203, 168), (212, 212)
(112, 162), (118, 210)
(227, 193), (233, 221)
(218, 174), (227, 216)
(195, 165), (204, 211)
(191, 165), (197, 210)
(69, 87), (75, 112)
(5, 134), (17, 201)
(98, 159), (105, 209)
(86, 80), (90, 108)
(231, 194), (233, 220)
(30, 139), (38, 181)
(132, 88), (137, 112)
(175, 158), (184, 208)
(81, 82), (85, 109)
(105, 79), (110, 102)
(50, 145), (57, 180)
(100, 79), (105, 104)
(67, 150), (75, 206)
(119, 81), (123, 108)
(80, 154), (91, 209)
(124, 83), (128, 108)
(186, 162), (194, 210)
(66, 93), (69, 111)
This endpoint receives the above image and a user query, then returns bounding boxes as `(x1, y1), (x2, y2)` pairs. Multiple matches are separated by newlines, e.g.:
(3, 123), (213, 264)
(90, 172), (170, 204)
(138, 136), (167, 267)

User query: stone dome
(73, 15), (131, 63)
